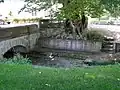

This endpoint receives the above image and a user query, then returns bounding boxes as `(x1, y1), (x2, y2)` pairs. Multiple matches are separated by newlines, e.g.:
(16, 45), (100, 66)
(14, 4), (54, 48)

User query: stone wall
(0, 33), (40, 58)
(0, 24), (40, 58)
(37, 38), (102, 52)
(39, 19), (64, 38)
(40, 28), (64, 38)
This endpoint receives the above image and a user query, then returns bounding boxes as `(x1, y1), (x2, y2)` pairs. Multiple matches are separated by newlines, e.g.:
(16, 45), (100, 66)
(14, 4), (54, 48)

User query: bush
(0, 54), (32, 65)
(13, 18), (20, 23)
(83, 30), (104, 42)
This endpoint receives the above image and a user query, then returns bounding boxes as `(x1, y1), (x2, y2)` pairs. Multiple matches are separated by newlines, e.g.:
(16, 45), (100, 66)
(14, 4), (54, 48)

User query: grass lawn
(0, 64), (120, 90)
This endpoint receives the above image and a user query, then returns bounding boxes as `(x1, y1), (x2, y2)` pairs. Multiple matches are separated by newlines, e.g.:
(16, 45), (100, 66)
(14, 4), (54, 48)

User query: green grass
(0, 64), (120, 90)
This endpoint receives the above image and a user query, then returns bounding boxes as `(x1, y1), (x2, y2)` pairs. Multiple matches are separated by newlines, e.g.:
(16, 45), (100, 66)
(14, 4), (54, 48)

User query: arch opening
(3, 45), (27, 59)
(3, 49), (14, 59)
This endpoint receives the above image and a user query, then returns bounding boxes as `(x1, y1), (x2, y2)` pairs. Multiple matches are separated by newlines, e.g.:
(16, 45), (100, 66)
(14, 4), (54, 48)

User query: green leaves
(0, 0), (4, 3)
(101, 0), (120, 18)
(21, 0), (120, 19)
(58, 0), (105, 19)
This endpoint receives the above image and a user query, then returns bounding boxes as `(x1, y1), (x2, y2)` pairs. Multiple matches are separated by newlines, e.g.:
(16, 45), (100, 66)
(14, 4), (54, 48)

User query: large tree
(19, 0), (120, 38)
(0, 0), (4, 3)
(54, 0), (105, 37)
(20, 0), (120, 18)
(101, 0), (120, 18)
(20, 0), (105, 18)
(20, 0), (104, 34)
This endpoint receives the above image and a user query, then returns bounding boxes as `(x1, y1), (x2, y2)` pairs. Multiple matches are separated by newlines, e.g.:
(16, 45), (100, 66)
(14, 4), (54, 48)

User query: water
(28, 51), (120, 68)
(29, 54), (84, 68)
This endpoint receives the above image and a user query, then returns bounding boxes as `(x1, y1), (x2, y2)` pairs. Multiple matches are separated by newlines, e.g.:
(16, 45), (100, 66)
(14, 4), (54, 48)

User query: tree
(101, 0), (120, 18)
(21, 0), (105, 18)
(21, 0), (120, 38)
(19, 0), (104, 38)
(13, 18), (19, 23)
(56, 0), (105, 37)
(8, 11), (13, 16)
(0, 0), (4, 3)
(18, 4), (37, 16)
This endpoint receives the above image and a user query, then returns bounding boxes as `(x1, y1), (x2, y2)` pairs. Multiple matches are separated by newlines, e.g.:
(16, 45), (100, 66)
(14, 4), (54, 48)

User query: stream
(27, 51), (120, 68)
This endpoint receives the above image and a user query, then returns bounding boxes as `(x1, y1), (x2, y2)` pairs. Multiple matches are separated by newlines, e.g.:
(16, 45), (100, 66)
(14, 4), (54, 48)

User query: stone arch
(3, 45), (27, 58)
(0, 42), (29, 55)
(0, 37), (29, 59)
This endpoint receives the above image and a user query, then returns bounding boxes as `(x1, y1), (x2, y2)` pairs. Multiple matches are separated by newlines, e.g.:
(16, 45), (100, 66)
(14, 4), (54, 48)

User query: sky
(0, 0), (25, 17)
(0, 0), (49, 18)
(0, 0), (62, 19)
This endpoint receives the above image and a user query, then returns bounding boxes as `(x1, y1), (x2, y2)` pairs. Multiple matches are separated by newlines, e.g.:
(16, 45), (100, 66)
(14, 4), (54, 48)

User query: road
(88, 24), (120, 42)
(1, 23), (120, 32)
(1, 23), (120, 38)
(88, 24), (120, 32)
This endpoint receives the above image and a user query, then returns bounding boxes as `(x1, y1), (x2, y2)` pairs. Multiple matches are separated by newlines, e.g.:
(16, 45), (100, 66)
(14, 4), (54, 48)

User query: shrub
(83, 30), (104, 42)
(21, 19), (27, 23)
(0, 54), (32, 65)
(13, 19), (20, 23)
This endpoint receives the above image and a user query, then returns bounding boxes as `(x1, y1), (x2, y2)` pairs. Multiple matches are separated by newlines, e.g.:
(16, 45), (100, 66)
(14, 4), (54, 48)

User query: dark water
(29, 54), (85, 68)
(28, 53), (118, 68)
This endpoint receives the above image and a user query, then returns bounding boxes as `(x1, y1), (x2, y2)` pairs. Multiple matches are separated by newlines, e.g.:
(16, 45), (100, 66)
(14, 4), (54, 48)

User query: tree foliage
(101, 0), (120, 18)
(57, 0), (105, 20)
(0, 0), (4, 3)
(19, 0), (120, 39)
(8, 11), (13, 16)
(1, 0), (120, 18)
(20, 0), (105, 19)
(20, 0), (120, 19)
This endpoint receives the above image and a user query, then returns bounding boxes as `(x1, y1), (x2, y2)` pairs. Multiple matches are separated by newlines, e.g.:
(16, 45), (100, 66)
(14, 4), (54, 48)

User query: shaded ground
(28, 49), (120, 68)
(30, 24), (120, 68)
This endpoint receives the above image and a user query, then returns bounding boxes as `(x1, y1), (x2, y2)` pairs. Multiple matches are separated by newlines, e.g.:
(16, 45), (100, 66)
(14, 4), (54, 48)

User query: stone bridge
(0, 24), (40, 59)
(0, 19), (65, 59)
(2, 20), (119, 59)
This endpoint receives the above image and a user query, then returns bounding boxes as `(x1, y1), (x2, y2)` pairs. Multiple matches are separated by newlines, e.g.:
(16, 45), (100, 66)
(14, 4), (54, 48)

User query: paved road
(88, 24), (120, 42)
(1, 23), (120, 32)
(88, 24), (120, 32)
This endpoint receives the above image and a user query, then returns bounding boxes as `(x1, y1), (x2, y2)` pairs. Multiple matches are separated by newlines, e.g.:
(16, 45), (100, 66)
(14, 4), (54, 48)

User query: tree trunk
(64, 12), (88, 39)
(81, 12), (88, 33)
(70, 21), (76, 38)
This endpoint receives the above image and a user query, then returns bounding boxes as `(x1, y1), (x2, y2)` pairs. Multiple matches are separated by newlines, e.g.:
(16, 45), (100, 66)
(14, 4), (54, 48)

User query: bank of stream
(26, 51), (120, 68)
